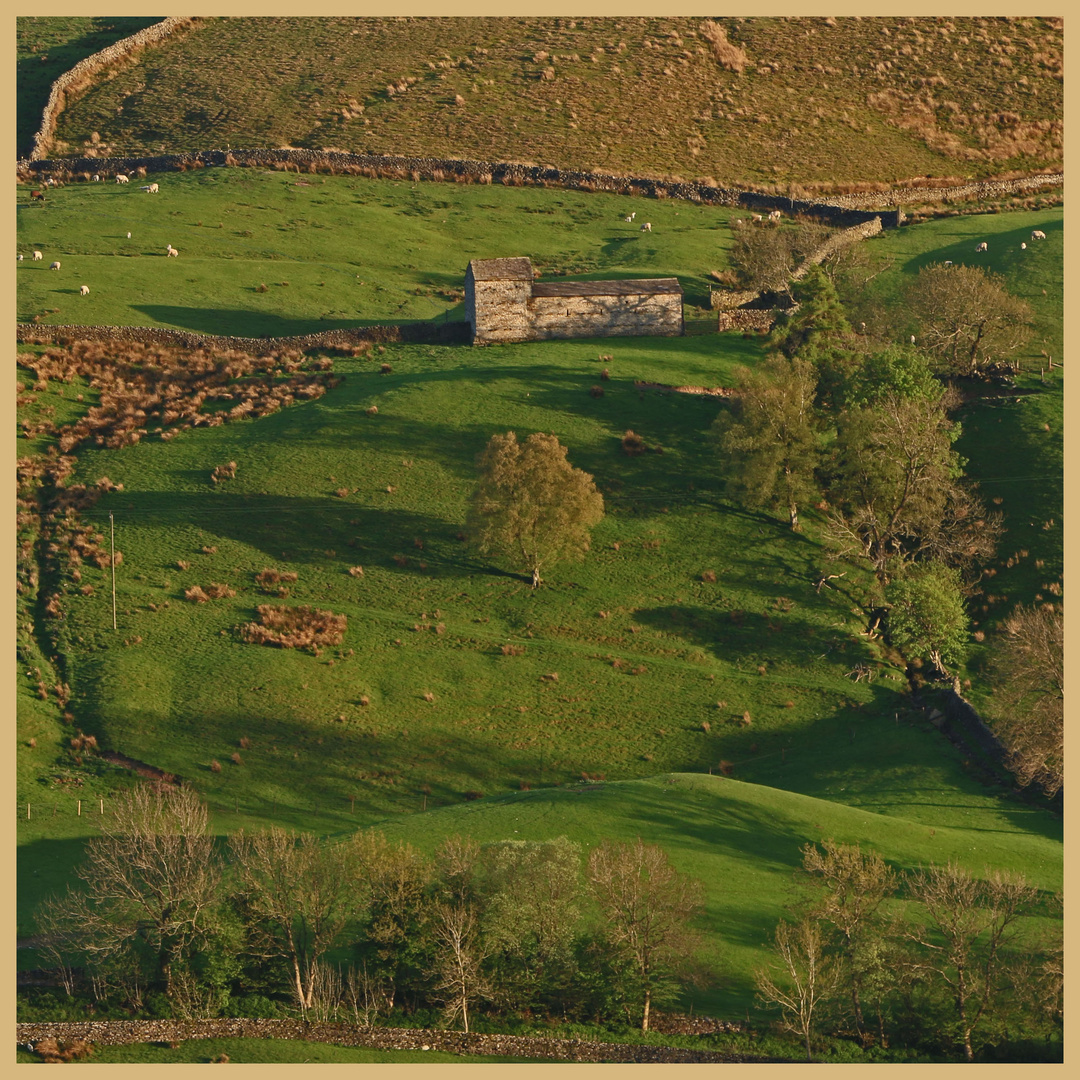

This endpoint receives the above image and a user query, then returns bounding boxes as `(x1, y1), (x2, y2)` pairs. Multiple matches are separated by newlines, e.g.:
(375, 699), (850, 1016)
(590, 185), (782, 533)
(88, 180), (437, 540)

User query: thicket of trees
(39, 787), (701, 1034)
(35, 789), (1060, 1061)
(756, 841), (1060, 1062)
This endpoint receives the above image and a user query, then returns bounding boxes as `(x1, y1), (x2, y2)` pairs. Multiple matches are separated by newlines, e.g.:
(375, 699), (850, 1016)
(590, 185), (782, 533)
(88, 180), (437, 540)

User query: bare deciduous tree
(906, 264), (1032, 376)
(38, 784), (220, 1005)
(991, 603), (1063, 797)
(229, 827), (363, 1013)
(905, 862), (1035, 1062)
(587, 838), (704, 1031)
(800, 840), (896, 1043)
(466, 431), (604, 588)
(756, 918), (838, 1061)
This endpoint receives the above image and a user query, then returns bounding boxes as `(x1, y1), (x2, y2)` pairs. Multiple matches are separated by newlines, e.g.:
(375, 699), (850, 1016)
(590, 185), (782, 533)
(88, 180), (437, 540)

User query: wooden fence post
(77, 799), (82, 816)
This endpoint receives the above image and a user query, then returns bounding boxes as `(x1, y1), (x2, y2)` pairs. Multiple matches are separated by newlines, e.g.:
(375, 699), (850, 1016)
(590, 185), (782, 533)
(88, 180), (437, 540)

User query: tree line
(711, 263), (1061, 797)
(33, 785), (1060, 1061)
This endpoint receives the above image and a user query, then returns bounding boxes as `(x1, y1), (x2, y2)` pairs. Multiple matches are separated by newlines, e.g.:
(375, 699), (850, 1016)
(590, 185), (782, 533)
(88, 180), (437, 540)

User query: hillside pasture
(17, 168), (736, 332)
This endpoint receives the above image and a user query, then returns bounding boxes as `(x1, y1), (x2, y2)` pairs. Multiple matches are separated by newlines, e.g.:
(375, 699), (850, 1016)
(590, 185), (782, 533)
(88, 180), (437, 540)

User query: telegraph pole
(109, 512), (117, 630)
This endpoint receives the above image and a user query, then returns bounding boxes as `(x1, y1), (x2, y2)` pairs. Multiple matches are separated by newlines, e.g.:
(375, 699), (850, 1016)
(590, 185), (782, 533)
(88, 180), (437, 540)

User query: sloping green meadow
(16, 174), (1062, 1004)
(17, 167), (735, 331)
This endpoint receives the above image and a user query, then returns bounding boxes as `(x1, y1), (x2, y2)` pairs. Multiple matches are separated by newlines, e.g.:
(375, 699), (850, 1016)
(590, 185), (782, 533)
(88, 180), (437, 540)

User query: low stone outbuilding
(465, 257), (683, 344)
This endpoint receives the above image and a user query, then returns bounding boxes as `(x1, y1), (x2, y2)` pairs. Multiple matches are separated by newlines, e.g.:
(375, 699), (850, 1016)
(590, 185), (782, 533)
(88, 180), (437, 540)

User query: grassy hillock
(39, 16), (1063, 187)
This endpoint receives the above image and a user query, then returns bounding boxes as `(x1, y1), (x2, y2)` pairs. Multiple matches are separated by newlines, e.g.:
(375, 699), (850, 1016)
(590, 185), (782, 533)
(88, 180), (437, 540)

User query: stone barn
(465, 257), (683, 344)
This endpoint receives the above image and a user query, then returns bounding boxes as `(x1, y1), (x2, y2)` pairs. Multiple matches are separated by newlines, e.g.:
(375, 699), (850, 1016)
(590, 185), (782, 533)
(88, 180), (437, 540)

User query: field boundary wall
(27, 18), (199, 162)
(16, 321), (470, 353)
(19, 146), (1062, 222)
(15, 1019), (791, 1064)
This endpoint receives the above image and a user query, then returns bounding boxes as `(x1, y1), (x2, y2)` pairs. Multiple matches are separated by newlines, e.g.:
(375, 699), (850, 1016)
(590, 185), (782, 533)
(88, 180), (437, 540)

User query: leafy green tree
(466, 431), (604, 588)
(906, 263), (1032, 376)
(480, 837), (584, 1013)
(712, 356), (821, 530)
(844, 344), (942, 408)
(587, 838), (704, 1031)
(824, 392), (966, 587)
(770, 265), (865, 411)
(886, 561), (970, 678)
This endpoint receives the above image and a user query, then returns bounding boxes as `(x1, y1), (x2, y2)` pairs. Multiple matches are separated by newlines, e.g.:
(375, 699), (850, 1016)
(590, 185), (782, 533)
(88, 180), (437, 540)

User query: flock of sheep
(19, 177), (175, 296)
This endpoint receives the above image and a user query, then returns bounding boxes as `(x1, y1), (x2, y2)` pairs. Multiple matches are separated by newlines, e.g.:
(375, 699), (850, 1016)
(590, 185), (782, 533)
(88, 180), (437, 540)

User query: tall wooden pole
(109, 512), (117, 630)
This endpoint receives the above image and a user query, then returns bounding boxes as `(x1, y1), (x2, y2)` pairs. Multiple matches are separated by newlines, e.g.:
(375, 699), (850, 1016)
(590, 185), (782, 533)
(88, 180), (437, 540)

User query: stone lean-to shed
(465, 257), (683, 344)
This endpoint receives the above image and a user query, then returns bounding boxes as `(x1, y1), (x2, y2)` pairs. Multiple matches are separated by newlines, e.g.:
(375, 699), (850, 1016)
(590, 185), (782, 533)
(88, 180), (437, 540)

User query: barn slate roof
(467, 257), (535, 281)
(531, 278), (683, 297)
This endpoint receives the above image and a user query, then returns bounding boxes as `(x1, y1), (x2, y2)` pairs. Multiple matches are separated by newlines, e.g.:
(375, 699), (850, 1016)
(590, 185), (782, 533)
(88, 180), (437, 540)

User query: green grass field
(37, 16), (1063, 188)
(17, 168), (737, 330)
(15, 168), (1062, 1038)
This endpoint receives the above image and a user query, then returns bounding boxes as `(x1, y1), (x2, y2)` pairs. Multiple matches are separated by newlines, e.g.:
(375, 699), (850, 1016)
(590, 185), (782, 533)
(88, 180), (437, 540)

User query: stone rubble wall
(15, 1019), (792, 1064)
(469, 278), (534, 344)
(20, 147), (1062, 223)
(28, 18), (199, 162)
(15, 321), (469, 354)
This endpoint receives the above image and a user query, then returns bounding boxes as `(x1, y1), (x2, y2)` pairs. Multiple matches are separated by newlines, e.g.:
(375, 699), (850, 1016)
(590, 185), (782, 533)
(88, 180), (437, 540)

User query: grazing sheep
(33, 250), (42, 261)
(126, 232), (131, 239)
(17, 254), (23, 261)
(166, 246), (178, 257)
(1031, 230), (1046, 241)
(624, 215), (633, 222)
(80, 285), (90, 295)
(640, 222), (652, 232)
(975, 242), (988, 252)
(909, 335), (916, 345)
(768, 209), (782, 222)
(944, 260), (953, 266)
(630, 212), (636, 220)
(140, 183), (160, 194)
(1021, 242), (1027, 250)
(91, 174), (100, 182)
(752, 213), (763, 223)
(116, 174), (129, 184)
(49, 261), (61, 270)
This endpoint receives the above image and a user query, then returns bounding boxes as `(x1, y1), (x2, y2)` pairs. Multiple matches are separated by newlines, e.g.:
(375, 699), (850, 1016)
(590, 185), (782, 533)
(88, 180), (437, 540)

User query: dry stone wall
(467, 278), (533, 344)
(16, 1020), (792, 1064)
(15, 321), (468, 353)
(20, 147), (1062, 225)
(28, 18), (198, 161)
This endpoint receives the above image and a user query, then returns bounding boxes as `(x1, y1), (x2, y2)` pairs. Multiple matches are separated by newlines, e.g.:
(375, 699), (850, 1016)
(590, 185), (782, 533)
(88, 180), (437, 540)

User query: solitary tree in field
(906, 264), (1032, 376)
(713, 356), (821, 530)
(991, 603), (1064, 797)
(466, 431), (604, 588)
(587, 838), (703, 1031)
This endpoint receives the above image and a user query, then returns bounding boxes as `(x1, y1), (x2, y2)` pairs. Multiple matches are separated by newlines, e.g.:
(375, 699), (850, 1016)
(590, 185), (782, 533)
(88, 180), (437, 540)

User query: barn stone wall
(467, 278), (533, 344)
(527, 292), (682, 340)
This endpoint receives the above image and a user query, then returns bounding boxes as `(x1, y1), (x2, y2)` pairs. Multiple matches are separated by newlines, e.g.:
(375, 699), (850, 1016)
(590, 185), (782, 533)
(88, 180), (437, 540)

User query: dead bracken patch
(239, 604), (347, 653)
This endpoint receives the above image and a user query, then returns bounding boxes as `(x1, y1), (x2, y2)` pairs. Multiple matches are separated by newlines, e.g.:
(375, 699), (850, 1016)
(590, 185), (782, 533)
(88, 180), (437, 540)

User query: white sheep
(768, 209), (781, 222)
(975, 242), (988, 252)
(33, 250), (42, 261)
(140, 183), (159, 194)
(1031, 230), (1046, 240)
(49, 261), (61, 270)
(630, 212), (636, 220)
(80, 285), (90, 295)
(116, 174), (129, 184)
(624, 215), (633, 222)
(910, 335), (916, 345)
(91, 174), (100, 182)
(127, 232), (131, 239)
(752, 213), (763, 223)
(166, 245), (178, 257)
(640, 222), (652, 232)
(17, 254), (23, 260)
(944, 260), (953, 266)
(1021, 242), (1027, 250)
